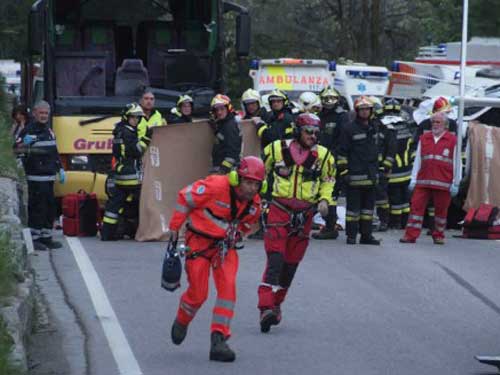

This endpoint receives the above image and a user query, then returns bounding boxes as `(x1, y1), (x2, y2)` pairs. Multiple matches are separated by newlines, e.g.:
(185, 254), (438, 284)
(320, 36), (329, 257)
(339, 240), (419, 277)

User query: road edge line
(66, 237), (143, 375)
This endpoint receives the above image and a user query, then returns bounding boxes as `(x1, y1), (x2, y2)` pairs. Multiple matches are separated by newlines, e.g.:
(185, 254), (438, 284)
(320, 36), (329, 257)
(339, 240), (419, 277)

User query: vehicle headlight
(70, 155), (90, 170)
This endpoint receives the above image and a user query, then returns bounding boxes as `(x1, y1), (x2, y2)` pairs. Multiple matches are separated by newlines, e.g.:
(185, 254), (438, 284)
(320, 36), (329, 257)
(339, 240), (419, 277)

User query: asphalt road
(43, 229), (500, 375)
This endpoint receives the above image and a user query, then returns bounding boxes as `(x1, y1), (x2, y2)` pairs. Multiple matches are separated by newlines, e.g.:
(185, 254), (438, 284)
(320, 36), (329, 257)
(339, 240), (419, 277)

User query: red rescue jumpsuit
(404, 131), (457, 241)
(169, 175), (261, 338)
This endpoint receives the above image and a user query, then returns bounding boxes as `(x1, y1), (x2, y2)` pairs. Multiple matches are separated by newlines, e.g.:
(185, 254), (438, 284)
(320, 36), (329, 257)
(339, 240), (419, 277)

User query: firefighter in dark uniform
(253, 89), (295, 149)
(313, 87), (347, 240)
(369, 96), (396, 232)
(384, 98), (415, 229)
(166, 95), (194, 124)
(241, 89), (267, 120)
(18, 101), (65, 251)
(210, 94), (242, 174)
(101, 103), (152, 241)
(337, 96), (384, 245)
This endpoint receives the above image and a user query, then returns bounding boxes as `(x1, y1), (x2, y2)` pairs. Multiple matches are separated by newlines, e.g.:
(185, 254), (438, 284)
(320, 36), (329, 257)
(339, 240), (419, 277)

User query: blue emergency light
(328, 60), (337, 71)
(391, 61), (400, 72)
(249, 59), (259, 69)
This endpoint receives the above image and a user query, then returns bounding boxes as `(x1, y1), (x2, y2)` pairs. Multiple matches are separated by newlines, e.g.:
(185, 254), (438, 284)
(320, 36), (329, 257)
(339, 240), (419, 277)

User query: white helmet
(298, 92), (322, 113)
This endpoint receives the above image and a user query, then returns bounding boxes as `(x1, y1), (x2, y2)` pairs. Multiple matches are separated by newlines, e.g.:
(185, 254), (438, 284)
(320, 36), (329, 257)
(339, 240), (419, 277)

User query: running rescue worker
(168, 156), (264, 362)
(258, 113), (335, 333)
(400, 112), (458, 245)
(101, 103), (152, 241)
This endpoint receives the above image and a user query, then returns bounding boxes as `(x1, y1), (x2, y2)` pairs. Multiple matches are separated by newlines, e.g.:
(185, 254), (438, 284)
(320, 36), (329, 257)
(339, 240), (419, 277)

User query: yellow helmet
(368, 96), (384, 116)
(122, 102), (144, 120)
(268, 88), (289, 106)
(177, 94), (193, 107)
(354, 96), (374, 110)
(319, 86), (340, 108)
(241, 89), (261, 105)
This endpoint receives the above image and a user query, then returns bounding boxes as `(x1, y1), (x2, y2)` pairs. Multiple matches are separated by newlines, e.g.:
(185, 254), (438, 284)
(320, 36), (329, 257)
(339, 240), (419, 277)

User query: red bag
(473, 204), (498, 226)
(62, 191), (99, 237)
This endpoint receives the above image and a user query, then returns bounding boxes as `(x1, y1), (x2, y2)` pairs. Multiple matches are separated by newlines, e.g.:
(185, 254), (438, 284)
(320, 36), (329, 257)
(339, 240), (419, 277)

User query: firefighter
(18, 101), (65, 251)
(210, 94), (242, 174)
(137, 90), (166, 139)
(337, 96), (384, 245)
(257, 113), (335, 333)
(384, 98), (415, 229)
(240, 88), (267, 119)
(101, 103), (152, 241)
(168, 156), (263, 362)
(253, 89), (295, 149)
(369, 96), (396, 232)
(166, 95), (193, 124)
(313, 86), (347, 240)
(400, 111), (458, 244)
(297, 91), (322, 114)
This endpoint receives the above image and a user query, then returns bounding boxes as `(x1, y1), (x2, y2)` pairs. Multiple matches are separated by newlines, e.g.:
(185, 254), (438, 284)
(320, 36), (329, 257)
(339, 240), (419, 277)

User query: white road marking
(66, 237), (143, 375)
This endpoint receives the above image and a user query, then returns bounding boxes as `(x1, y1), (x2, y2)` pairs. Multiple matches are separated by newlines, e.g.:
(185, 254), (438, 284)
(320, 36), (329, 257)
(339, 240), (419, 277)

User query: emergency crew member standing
(337, 96), (384, 245)
(168, 156), (263, 362)
(210, 94), (242, 174)
(167, 95), (193, 124)
(314, 87), (347, 240)
(383, 98), (415, 229)
(18, 101), (65, 251)
(400, 112), (458, 244)
(137, 90), (166, 139)
(240, 88), (267, 119)
(253, 89), (295, 149)
(257, 113), (335, 333)
(101, 103), (152, 241)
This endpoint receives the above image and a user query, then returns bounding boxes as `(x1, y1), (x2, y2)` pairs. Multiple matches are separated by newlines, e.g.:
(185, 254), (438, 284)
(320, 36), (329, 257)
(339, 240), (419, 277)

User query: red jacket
(416, 131), (457, 191)
(169, 175), (261, 239)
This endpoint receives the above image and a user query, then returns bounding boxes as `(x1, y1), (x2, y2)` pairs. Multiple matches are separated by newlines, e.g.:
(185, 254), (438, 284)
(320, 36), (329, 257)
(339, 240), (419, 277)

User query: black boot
(100, 223), (118, 241)
(389, 214), (402, 229)
(401, 213), (409, 228)
(377, 208), (389, 232)
(171, 319), (188, 345)
(360, 236), (381, 245)
(313, 206), (339, 240)
(210, 332), (235, 362)
(33, 240), (49, 251)
(260, 309), (279, 333)
(346, 237), (357, 245)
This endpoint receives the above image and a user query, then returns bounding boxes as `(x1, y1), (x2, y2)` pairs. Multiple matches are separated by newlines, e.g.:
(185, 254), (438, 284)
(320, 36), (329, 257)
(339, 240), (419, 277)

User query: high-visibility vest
(264, 139), (336, 204)
(137, 109), (165, 139)
(416, 131), (457, 191)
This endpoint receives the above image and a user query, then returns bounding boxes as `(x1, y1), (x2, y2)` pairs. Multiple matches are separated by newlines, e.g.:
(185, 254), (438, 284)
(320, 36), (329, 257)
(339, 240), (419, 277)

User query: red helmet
(296, 112), (321, 128)
(211, 94), (234, 112)
(433, 96), (451, 113)
(237, 156), (265, 182)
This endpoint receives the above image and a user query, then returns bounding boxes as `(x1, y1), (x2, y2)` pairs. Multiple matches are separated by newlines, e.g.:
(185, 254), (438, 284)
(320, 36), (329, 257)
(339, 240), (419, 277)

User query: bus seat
(137, 21), (175, 87)
(83, 22), (116, 88)
(55, 52), (106, 97)
(114, 59), (150, 96)
(55, 24), (82, 51)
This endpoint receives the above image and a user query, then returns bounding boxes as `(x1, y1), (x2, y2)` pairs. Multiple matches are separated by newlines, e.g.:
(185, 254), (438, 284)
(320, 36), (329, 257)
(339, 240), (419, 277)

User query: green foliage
(0, 79), (18, 180)
(0, 315), (20, 375)
(0, 0), (33, 60)
(0, 233), (16, 298)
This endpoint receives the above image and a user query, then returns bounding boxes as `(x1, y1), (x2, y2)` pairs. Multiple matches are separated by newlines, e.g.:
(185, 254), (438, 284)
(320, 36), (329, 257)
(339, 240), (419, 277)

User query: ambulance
(249, 58), (335, 108)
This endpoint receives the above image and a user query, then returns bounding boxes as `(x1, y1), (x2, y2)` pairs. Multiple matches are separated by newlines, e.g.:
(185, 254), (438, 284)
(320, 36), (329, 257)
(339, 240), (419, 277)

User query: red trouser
(404, 187), (451, 241)
(258, 203), (313, 311)
(176, 232), (238, 338)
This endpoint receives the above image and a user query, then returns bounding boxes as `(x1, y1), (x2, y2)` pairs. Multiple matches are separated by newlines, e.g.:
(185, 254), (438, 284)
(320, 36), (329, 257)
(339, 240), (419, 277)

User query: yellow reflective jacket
(138, 109), (165, 139)
(264, 139), (336, 204)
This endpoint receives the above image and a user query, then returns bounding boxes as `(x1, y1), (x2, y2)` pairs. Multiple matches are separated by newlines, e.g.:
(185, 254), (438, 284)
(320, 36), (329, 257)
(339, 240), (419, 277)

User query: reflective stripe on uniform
(185, 184), (195, 207)
(115, 174), (138, 180)
(406, 222), (422, 229)
(257, 125), (268, 138)
(409, 214), (424, 221)
(212, 314), (231, 326)
(175, 204), (189, 213)
(26, 175), (56, 181)
(103, 216), (118, 224)
(416, 179), (451, 189)
(32, 140), (57, 147)
(180, 301), (198, 317)
(203, 209), (230, 231)
(352, 133), (367, 140)
(215, 298), (235, 310)
(421, 154), (453, 164)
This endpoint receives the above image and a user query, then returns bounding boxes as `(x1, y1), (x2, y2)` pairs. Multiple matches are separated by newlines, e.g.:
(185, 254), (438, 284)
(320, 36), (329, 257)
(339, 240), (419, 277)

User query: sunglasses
(302, 127), (320, 136)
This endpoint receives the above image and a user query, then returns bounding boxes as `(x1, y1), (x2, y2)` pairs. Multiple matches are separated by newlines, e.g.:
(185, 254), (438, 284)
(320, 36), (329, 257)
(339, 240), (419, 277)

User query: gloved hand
(450, 184), (459, 197)
(318, 200), (329, 218)
(408, 181), (416, 192)
(23, 134), (35, 145)
(59, 169), (66, 184)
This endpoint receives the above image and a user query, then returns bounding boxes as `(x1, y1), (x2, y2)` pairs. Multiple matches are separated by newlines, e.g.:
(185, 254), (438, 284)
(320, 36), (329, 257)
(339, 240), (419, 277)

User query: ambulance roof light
(391, 61), (400, 72)
(329, 60), (337, 71)
(249, 59), (259, 69)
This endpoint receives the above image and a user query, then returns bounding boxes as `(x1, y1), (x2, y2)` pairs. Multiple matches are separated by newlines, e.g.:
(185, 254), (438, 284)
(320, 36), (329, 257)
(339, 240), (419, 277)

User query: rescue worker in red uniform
(257, 113), (335, 333)
(400, 112), (458, 244)
(210, 94), (242, 174)
(168, 156), (264, 362)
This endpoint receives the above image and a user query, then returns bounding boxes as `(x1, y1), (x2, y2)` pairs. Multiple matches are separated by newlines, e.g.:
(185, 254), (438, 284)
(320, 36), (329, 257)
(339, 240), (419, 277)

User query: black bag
(161, 240), (182, 292)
